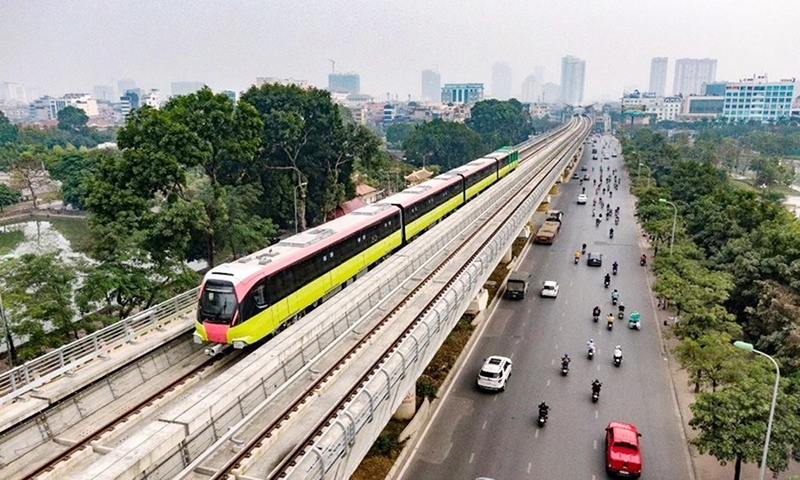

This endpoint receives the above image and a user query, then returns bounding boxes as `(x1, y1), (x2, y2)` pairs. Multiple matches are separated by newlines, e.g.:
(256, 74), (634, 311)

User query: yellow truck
(534, 210), (563, 244)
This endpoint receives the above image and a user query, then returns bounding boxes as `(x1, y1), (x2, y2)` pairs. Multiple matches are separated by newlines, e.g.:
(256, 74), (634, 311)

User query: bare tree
(10, 154), (50, 209)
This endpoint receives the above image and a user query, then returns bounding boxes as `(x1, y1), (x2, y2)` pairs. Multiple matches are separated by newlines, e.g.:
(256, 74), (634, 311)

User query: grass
(0, 228), (25, 255)
(351, 235), (532, 479)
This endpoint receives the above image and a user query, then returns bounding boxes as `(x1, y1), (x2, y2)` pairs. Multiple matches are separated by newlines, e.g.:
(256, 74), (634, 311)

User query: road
(399, 135), (692, 480)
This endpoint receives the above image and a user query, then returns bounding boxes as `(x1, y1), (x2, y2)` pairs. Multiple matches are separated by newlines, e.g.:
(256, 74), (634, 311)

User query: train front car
(483, 146), (519, 178)
(195, 202), (403, 352)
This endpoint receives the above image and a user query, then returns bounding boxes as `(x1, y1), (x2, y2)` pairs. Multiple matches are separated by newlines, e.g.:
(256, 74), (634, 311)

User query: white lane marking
(554, 344), (558, 351)
(562, 312), (566, 317)
(593, 475), (597, 480)
(482, 421), (487, 429)
(469, 452), (474, 463)
(527, 462), (532, 474)
(546, 379), (551, 387)
(594, 440), (597, 450)
(595, 410), (599, 419)
(535, 429), (539, 438)
(597, 365), (600, 371)
(559, 326), (562, 331)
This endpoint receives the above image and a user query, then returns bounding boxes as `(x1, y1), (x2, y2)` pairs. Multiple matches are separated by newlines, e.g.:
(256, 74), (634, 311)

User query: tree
(9, 153), (50, 208)
(385, 123), (416, 147)
(0, 184), (20, 212)
(689, 367), (800, 480)
(57, 106), (89, 133)
(402, 119), (486, 171)
(749, 155), (794, 187)
(0, 253), (79, 363)
(0, 110), (18, 144)
(47, 148), (114, 210)
(467, 99), (532, 149)
(674, 331), (744, 392)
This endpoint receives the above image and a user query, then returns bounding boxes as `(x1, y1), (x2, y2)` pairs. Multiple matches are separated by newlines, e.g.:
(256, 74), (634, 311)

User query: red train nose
(204, 323), (230, 344)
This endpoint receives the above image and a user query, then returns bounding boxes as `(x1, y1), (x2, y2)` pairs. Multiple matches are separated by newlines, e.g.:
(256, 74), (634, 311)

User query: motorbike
(612, 265), (618, 275)
(609, 229), (614, 239)
(537, 409), (548, 427)
(592, 313), (599, 323)
(591, 386), (601, 403)
(614, 216), (619, 225)
(581, 244), (587, 254)
(628, 311), (641, 330)
(618, 306), (626, 319)
(561, 361), (569, 376)
(640, 256), (647, 266)
(612, 296), (618, 306)
(595, 218), (601, 227)
(613, 351), (622, 367)
(607, 319), (614, 330)
(574, 256), (579, 264)
(588, 347), (595, 359)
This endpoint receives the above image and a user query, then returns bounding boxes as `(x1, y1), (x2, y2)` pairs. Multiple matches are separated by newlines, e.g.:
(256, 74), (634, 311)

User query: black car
(583, 173), (590, 181)
(580, 166), (588, 171)
(587, 252), (603, 266)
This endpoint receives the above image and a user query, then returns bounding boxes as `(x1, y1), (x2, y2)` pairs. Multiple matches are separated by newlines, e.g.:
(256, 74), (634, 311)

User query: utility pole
(0, 293), (14, 368)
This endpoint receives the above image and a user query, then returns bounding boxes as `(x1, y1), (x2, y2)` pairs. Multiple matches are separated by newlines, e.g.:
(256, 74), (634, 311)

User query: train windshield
(199, 280), (238, 324)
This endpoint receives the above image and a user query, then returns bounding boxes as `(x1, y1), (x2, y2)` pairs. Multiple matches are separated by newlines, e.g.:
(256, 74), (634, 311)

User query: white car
(541, 280), (559, 297)
(477, 356), (512, 391)
(577, 194), (588, 204)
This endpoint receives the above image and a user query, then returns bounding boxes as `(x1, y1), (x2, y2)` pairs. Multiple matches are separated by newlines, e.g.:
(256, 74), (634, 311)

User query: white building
(722, 75), (795, 123)
(441, 83), (484, 104)
(621, 91), (683, 121)
(560, 55), (586, 106)
(492, 62), (512, 100)
(143, 89), (161, 109)
(29, 94), (99, 120)
(255, 77), (310, 89)
(648, 57), (668, 97)
(673, 58), (717, 96)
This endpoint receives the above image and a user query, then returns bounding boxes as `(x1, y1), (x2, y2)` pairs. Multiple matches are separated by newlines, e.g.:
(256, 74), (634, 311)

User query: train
(194, 146), (521, 349)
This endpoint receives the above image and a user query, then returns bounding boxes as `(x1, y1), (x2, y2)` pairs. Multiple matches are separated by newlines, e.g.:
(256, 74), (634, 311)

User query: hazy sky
(2, 0), (799, 102)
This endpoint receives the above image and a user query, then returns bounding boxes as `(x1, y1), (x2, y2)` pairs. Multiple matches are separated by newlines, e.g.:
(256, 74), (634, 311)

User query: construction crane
(326, 58), (335, 74)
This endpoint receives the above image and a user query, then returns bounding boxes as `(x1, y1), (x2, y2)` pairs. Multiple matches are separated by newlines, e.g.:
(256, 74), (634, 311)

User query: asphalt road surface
(398, 136), (692, 480)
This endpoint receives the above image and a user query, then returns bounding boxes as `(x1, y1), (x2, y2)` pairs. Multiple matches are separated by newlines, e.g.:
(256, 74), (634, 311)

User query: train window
(254, 284), (267, 308)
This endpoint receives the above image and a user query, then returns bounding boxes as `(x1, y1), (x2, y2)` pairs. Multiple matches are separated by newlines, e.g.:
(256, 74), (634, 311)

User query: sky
(2, 0), (799, 103)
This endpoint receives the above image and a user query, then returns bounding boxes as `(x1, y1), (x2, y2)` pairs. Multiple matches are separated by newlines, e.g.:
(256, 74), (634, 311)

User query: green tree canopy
(0, 110), (18, 144)
(385, 123), (416, 147)
(57, 106), (89, 132)
(0, 183), (20, 212)
(401, 119), (486, 171)
(466, 99), (532, 149)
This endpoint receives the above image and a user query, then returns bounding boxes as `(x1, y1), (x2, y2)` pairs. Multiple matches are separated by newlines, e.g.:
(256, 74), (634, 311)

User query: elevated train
(195, 145), (524, 348)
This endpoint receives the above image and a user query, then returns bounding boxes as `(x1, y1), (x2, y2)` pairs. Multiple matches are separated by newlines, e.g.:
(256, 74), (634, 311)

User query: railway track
(174, 119), (589, 479)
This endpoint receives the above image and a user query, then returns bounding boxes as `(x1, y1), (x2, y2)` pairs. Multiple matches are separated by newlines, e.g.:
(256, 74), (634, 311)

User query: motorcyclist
(581, 243), (587, 254)
(618, 302), (626, 314)
(561, 353), (571, 368)
(613, 345), (623, 360)
(592, 379), (602, 393)
(612, 261), (619, 274)
(587, 339), (596, 354)
(609, 227), (614, 238)
(604, 273), (611, 286)
(611, 289), (619, 301)
(538, 402), (550, 418)
(592, 305), (601, 318)
(596, 217), (601, 227)
(607, 313), (614, 326)
(574, 251), (581, 261)
(640, 253), (647, 266)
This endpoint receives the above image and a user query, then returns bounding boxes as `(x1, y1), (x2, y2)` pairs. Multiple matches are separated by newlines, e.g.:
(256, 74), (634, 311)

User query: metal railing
(0, 287), (199, 405)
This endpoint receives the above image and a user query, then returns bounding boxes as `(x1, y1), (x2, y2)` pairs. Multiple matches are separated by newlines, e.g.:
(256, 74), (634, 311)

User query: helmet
(590, 339), (594, 343)
(616, 345), (621, 349)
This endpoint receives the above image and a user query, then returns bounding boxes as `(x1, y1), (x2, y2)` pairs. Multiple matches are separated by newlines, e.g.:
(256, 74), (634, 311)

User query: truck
(534, 210), (563, 244)
(504, 271), (531, 299)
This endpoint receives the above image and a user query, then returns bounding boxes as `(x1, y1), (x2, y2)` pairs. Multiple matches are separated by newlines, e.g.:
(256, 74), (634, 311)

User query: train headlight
(193, 333), (203, 344)
(233, 341), (247, 349)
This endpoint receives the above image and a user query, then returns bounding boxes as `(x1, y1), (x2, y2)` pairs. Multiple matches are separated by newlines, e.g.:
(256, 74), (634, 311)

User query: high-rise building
(93, 85), (115, 101)
(328, 73), (360, 94)
(648, 57), (668, 96)
(722, 75), (794, 123)
(117, 78), (136, 95)
(171, 81), (205, 97)
(421, 69), (441, 102)
(520, 75), (542, 103)
(492, 62), (512, 100)
(441, 83), (484, 104)
(541, 83), (561, 105)
(221, 90), (237, 102)
(673, 59), (717, 96)
(560, 56), (586, 105)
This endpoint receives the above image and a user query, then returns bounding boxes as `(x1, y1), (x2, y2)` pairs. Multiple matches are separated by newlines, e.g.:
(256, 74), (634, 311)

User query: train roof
(378, 170), (463, 208)
(204, 202), (400, 288)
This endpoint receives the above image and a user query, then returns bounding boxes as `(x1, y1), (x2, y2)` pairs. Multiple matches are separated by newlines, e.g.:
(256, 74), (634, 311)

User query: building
(221, 90), (237, 102)
(1, 82), (35, 104)
(421, 70), (441, 102)
(673, 58), (717, 96)
(560, 56), (586, 106)
(529, 103), (551, 119)
(119, 89), (140, 117)
(680, 96), (725, 120)
(541, 82), (561, 105)
(29, 94), (99, 121)
(171, 81), (204, 97)
(117, 79), (136, 95)
(93, 85), (115, 101)
(520, 75), (541, 103)
(255, 77), (310, 89)
(441, 83), (484, 104)
(492, 62), (512, 100)
(142, 89), (161, 109)
(722, 75), (795, 123)
(621, 90), (683, 122)
(648, 57), (668, 97)
(328, 73), (360, 94)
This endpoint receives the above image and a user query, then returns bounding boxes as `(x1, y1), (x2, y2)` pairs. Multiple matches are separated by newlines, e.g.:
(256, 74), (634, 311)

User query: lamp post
(733, 340), (780, 480)
(659, 198), (677, 255)
(293, 181), (308, 234)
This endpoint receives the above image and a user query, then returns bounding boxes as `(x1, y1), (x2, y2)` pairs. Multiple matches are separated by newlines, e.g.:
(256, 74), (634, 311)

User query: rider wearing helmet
(587, 339), (596, 353)
(592, 305), (601, 317)
(592, 379), (602, 393)
(561, 353), (571, 367)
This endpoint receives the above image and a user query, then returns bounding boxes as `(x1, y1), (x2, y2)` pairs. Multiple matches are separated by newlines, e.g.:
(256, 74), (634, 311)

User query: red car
(605, 421), (642, 477)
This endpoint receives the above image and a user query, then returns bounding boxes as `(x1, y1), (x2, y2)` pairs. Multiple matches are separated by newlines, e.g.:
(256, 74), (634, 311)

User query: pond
(0, 215), (93, 261)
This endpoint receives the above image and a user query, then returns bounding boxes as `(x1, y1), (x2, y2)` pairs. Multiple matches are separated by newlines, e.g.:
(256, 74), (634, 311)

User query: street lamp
(733, 340), (780, 480)
(293, 181), (308, 234)
(0, 293), (12, 368)
(658, 198), (677, 255)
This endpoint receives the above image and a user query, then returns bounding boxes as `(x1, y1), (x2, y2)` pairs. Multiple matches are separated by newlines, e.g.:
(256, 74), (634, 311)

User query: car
(572, 172), (579, 179)
(476, 356), (512, 391)
(587, 252), (603, 266)
(612, 153), (618, 158)
(583, 173), (590, 180)
(605, 422), (643, 477)
(592, 155), (598, 160)
(580, 166), (588, 171)
(577, 194), (588, 204)
(540, 280), (559, 297)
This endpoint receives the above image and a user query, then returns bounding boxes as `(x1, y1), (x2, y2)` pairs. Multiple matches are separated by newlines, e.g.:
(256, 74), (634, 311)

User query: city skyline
(1, 1), (799, 103)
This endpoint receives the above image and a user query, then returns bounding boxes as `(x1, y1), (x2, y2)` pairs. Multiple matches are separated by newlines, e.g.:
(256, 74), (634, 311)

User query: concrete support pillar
(518, 224), (531, 239)
(549, 183), (559, 195)
(501, 246), (513, 264)
(467, 288), (488, 314)
(537, 195), (551, 211)
(393, 388), (416, 420)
